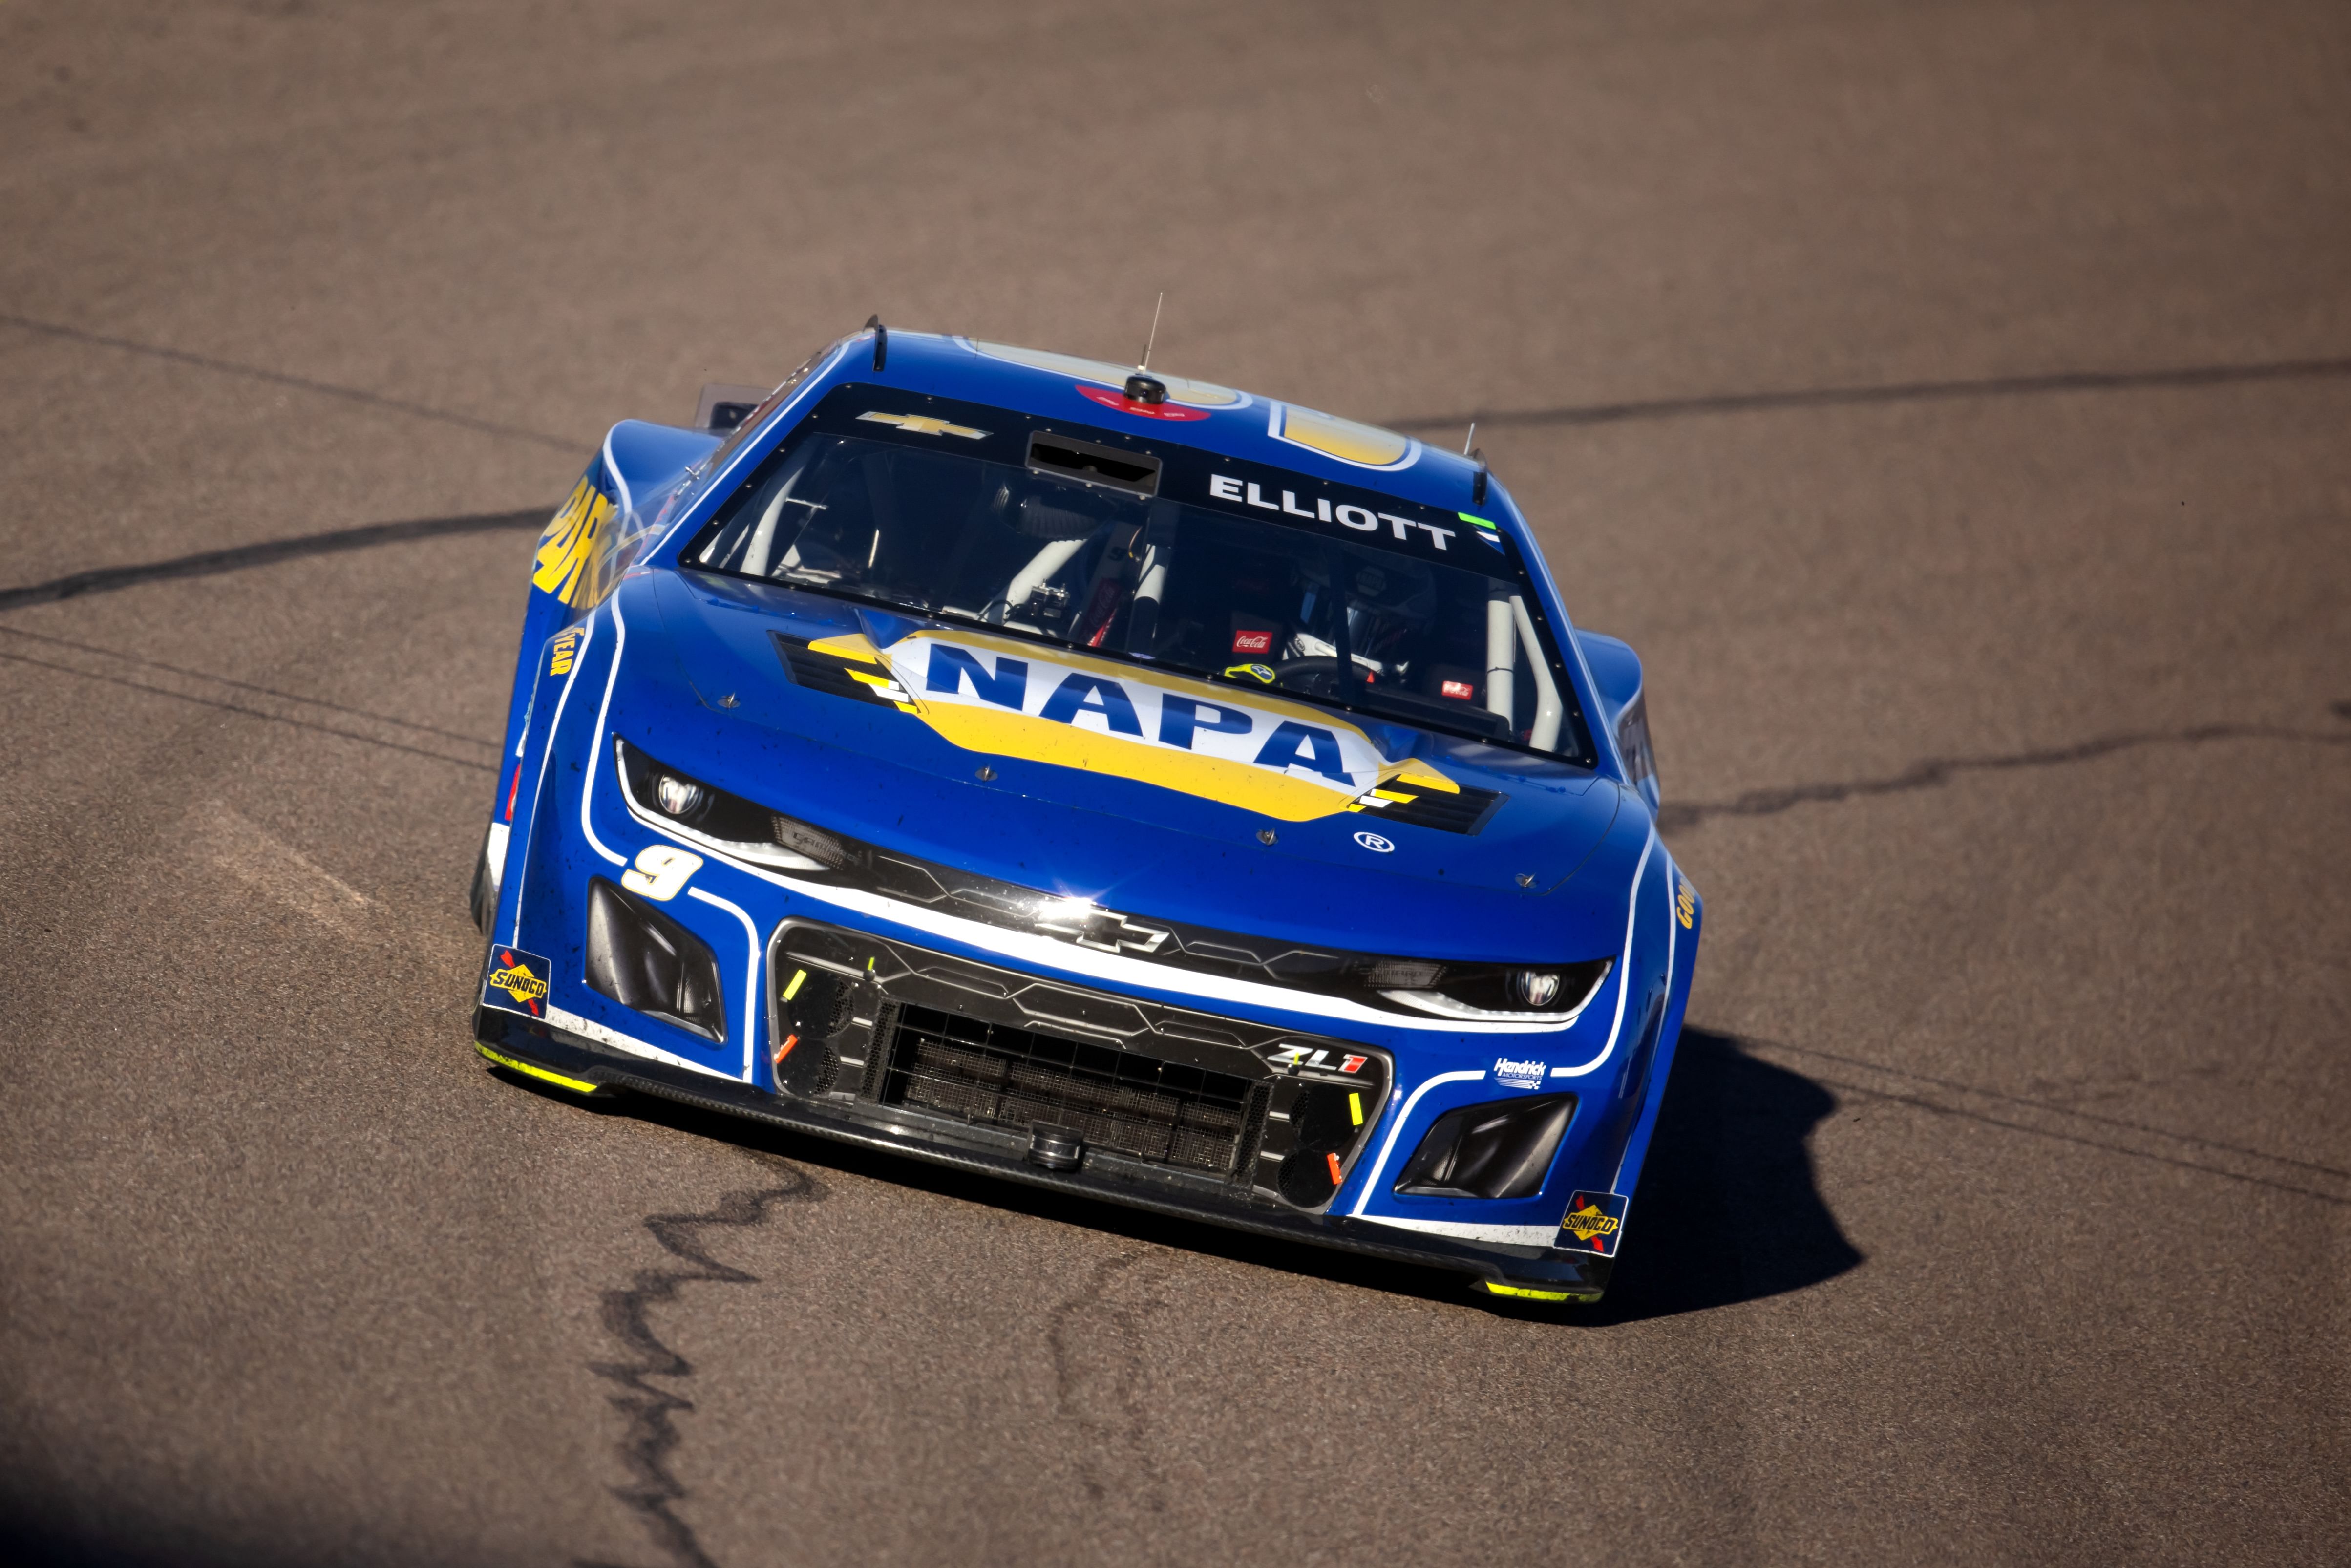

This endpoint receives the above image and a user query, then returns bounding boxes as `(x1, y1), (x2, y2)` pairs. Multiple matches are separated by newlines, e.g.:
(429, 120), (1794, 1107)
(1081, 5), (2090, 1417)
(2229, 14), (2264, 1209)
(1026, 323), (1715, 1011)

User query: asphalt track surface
(2, 4), (2347, 1564)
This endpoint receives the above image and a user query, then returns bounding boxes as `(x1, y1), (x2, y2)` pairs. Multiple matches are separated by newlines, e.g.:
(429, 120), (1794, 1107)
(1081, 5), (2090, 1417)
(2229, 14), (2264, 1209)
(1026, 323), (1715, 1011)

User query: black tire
(467, 822), (495, 933)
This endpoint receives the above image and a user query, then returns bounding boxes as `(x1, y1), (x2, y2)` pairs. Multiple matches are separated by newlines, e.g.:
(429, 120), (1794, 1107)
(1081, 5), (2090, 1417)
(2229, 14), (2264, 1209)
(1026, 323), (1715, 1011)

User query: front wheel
(467, 821), (497, 933)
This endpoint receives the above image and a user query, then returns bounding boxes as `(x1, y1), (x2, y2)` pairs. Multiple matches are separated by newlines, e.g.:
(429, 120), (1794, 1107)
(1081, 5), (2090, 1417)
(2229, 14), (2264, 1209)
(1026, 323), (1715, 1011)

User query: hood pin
(1257, 828), (1277, 845)
(1516, 872), (1535, 887)
(975, 765), (997, 782)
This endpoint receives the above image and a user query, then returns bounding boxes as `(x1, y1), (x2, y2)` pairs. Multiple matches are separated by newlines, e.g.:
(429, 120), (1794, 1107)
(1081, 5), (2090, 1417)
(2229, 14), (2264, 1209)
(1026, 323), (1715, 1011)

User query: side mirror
(694, 382), (771, 433)
(1576, 632), (1659, 812)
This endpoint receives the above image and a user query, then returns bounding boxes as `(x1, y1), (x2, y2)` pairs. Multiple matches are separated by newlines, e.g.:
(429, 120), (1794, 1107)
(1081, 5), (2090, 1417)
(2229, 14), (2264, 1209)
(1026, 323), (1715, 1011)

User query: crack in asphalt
(1756, 1036), (2351, 1187)
(577, 1166), (827, 1568)
(0, 623), (500, 748)
(0, 312), (588, 452)
(1772, 1050), (2351, 1208)
(1387, 353), (2351, 436)
(1658, 719), (2351, 833)
(0, 645), (499, 771)
(1042, 1250), (1171, 1511)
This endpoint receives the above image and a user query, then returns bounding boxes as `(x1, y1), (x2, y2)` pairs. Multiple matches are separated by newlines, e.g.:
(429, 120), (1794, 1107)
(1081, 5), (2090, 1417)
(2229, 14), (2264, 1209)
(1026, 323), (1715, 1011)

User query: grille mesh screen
(881, 1004), (1254, 1175)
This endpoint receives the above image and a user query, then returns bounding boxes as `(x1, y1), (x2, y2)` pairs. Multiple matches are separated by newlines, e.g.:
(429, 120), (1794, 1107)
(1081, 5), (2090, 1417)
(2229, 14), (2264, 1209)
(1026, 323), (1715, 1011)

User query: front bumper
(471, 999), (1614, 1301)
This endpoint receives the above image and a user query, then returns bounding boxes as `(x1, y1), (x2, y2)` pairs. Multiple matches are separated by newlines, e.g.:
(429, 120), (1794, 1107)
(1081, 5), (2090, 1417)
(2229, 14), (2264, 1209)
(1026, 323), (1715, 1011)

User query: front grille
(880, 1004), (1256, 1176)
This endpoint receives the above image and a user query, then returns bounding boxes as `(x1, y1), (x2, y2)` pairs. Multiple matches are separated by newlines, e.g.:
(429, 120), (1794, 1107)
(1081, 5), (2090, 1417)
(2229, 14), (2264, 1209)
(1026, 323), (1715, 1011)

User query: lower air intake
(880, 1004), (1254, 1177)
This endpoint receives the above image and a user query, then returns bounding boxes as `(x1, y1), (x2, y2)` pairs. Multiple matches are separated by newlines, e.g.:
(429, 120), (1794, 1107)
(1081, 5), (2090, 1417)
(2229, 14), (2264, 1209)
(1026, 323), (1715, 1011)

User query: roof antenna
(1124, 292), (1168, 405)
(1461, 421), (1477, 456)
(865, 314), (887, 372)
(1470, 446), (1489, 508)
(1138, 291), (1165, 372)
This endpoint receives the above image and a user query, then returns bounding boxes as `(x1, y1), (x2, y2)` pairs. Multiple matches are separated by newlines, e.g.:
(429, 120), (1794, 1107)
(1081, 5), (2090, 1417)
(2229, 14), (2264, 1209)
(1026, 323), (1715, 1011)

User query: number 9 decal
(621, 844), (702, 901)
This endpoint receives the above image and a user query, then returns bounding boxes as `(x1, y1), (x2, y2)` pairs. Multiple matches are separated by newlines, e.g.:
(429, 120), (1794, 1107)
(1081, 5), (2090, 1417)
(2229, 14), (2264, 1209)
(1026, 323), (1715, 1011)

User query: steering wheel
(1262, 654), (1354, 696)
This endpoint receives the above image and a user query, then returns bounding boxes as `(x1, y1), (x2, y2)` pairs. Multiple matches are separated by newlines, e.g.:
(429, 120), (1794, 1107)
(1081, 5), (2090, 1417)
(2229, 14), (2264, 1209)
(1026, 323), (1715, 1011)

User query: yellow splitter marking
(476, 1042), (601, 1095)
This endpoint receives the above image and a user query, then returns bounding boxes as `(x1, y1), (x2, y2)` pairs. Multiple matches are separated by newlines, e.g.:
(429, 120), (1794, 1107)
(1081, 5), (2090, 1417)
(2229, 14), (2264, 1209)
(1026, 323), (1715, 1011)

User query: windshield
(684, 385), (1591, 761)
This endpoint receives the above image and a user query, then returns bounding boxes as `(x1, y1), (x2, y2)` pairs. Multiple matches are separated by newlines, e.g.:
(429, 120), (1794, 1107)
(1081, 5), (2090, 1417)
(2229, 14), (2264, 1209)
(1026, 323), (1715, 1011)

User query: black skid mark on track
(579, 1165), (827, 1568)
(0, 507), (547, 613)
(1658, 719), (2351, 833)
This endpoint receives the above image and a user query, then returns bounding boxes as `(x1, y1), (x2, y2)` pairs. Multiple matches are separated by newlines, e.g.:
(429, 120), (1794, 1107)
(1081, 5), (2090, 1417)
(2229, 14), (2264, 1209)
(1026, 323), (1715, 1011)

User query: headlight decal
(613, 736), (1612, 1033)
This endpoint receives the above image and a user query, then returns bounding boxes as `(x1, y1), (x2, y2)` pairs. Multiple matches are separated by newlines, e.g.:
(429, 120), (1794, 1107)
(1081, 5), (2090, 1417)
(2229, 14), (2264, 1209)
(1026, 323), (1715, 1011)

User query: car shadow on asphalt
(496, 1025), (1860, 1325)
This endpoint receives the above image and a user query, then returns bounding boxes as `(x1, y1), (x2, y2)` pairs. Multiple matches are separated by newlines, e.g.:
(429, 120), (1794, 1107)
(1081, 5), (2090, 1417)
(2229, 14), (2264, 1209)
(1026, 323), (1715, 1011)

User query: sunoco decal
(820, 627), (1467, 823)
(483, 946), (553, 1018)
(1556, 1190), (1629, 1256)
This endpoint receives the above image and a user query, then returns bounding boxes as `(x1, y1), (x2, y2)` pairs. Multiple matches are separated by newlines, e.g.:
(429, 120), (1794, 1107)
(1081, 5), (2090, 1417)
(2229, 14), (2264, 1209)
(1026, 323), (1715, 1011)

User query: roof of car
(825, 329), (1511, 529)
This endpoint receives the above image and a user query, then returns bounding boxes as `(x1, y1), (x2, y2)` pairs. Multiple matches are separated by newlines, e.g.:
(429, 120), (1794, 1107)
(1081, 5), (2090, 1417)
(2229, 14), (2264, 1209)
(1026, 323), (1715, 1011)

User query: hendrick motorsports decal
(483, 946), (552, 1018)
(1556, 1190), (1630, 1256)
(1494, 1056), (1547, 1090)
(803, 626), (1475, 824)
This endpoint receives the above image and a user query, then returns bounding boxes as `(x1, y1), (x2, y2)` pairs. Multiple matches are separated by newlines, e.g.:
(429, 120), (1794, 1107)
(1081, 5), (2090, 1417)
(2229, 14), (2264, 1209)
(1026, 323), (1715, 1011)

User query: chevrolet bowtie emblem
(858, 410), (990, 440)
(1033, 899), (1172, 955)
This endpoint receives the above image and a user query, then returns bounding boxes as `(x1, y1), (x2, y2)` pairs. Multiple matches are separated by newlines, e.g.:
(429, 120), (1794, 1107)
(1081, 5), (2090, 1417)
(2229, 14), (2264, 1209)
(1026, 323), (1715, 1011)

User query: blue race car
(470, 325), (1699, 1302)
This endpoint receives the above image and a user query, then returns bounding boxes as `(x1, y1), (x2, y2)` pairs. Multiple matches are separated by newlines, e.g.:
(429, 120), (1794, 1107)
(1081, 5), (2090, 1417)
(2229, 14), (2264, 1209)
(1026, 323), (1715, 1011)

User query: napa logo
(533, 470), (615, 606)
(804, 628), (1459, 823)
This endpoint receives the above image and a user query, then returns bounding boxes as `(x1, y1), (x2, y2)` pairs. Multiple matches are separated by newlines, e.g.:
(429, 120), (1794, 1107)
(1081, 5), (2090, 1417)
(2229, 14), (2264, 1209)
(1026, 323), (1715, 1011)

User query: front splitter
(473, 1006), (1612, 1301)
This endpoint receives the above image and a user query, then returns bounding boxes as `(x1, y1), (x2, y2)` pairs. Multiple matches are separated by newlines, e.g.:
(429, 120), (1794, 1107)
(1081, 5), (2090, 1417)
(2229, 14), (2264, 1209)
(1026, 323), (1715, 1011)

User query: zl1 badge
(1557, 1190), (1629, 1256)
(484, 946), (553, 1018)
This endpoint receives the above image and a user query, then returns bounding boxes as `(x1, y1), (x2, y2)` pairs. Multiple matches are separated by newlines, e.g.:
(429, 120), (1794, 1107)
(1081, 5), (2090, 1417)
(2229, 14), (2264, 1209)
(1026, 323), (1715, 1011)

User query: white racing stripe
(1548, 826), (1657, 1079)
(682, 851), (1588, 1037)
(1354, 1215), (1561, 1248)
(545, 1004), (738, 1081)
(485, 821), (511, 899)
(1610, 848), (1683, 1192)
(579, 595), (631, 869)
(1347, 1069), (1488, 1217)
(687, 885), (762, 1081)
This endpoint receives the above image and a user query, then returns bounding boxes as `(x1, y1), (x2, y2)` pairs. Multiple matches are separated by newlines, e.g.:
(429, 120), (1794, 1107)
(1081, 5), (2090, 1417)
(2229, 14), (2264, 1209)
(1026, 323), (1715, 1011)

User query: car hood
(623, 571), (1630, 958)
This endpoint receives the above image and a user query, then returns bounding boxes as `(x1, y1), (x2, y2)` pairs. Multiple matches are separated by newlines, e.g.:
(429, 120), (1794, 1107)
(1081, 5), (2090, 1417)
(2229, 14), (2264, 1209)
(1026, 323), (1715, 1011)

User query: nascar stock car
(469, 324), (1699, 1302)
